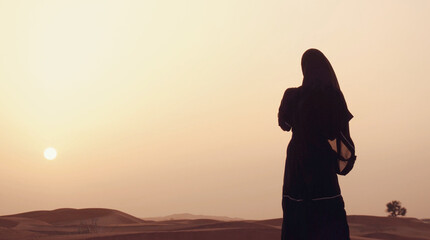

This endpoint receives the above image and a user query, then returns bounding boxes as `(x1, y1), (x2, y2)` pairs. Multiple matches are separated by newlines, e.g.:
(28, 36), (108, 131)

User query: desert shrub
(386, 200), (406, 217)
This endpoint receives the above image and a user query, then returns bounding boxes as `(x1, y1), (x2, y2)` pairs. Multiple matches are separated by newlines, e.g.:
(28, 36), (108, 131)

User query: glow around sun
(44, 147), (57, 160)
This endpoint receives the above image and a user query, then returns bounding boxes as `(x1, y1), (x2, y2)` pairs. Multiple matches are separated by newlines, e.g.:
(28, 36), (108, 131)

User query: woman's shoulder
(284, 86), (301, 92)
(282, 86), (343, 102)
(282, 86), (302, 98)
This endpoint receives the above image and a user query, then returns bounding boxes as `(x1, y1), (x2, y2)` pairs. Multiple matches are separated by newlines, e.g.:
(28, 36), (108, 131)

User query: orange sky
(1, 0), (429, 219)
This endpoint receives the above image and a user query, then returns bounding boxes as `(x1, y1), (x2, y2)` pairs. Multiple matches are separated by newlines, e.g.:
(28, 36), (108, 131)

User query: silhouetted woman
(278, 49), (356, 240)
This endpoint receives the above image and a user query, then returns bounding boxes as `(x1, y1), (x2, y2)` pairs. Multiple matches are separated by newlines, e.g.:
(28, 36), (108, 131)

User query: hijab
(300, 49), (355, 175)
(301, 48), (340, 90)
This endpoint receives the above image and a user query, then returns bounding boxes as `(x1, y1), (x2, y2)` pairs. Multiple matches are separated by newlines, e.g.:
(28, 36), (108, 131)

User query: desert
(1, 208), (429, 240)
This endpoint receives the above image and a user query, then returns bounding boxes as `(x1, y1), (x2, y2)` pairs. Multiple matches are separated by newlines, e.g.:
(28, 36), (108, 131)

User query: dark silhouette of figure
(278, 49), (355, 240)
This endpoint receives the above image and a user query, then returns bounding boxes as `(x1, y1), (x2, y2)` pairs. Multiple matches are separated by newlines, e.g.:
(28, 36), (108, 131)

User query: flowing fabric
(278, 49), (355, 240)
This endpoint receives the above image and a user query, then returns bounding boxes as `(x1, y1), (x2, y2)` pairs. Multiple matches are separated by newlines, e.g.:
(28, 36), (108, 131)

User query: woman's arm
(278, 88), (296, 131)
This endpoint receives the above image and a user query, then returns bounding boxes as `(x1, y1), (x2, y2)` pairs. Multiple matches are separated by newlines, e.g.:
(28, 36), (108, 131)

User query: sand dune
(1, 209), (429, 240)
(0, 218), (19, 228)
(348, 215), (430, 240)
(143, 213), (242, 222)
(3, 208), (144, 226)
(0, 227), (45, 240)
(0, 216), (52, 230)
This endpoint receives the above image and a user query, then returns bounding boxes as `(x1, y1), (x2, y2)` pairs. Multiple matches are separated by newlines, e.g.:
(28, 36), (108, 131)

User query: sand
(1, 208), (429, 240)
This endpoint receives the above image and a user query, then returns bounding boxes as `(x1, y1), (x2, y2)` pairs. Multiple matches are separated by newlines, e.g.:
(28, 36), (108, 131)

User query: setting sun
(44, 147), (57, 160)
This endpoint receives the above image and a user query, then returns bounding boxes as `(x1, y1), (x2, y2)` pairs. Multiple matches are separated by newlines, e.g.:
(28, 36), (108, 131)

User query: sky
(0, 0), (429, 220)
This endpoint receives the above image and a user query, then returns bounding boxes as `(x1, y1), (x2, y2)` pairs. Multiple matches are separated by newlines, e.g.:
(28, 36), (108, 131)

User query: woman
(278, 49), (355, 240)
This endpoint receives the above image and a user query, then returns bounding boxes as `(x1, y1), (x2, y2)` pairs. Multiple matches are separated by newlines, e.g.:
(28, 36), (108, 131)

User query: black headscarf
(301, 48), (340, 90)
(300, 48), (355, 175)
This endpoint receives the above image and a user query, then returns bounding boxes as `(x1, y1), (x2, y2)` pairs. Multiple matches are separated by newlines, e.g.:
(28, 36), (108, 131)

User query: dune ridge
(142, 213), (242, 222)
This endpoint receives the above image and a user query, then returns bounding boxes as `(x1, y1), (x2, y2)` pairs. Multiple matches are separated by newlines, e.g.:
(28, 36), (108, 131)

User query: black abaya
(278, 86), (352, 240)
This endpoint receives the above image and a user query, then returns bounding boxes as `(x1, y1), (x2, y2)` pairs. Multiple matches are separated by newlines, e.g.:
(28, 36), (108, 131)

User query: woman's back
(279, 86), (347, 200)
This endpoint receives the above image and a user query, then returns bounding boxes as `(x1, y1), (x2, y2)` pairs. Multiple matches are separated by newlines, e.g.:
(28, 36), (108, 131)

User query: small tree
(386, 200), (407, 217)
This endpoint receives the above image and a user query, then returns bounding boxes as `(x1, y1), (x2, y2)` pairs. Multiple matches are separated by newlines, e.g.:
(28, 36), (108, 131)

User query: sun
(44, 147), (57, 160)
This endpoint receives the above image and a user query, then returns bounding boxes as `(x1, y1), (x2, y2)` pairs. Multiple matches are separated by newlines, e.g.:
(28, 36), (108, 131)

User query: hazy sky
(1, 0), (429, 220)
